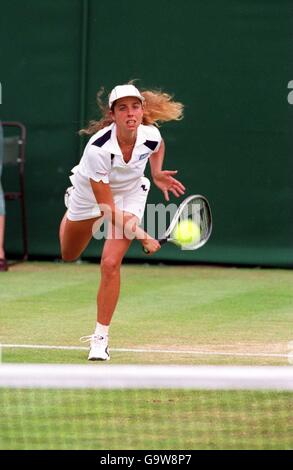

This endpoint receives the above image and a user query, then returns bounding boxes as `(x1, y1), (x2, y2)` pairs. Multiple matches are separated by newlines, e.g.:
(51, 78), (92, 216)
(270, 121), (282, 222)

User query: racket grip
(142, 238), (167, 254)
(158, 238), (168, 245)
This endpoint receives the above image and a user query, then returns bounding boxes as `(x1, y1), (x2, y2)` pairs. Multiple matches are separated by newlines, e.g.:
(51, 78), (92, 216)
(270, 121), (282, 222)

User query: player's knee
(61, 248), (79, 262)
(101, 256), (121, 277)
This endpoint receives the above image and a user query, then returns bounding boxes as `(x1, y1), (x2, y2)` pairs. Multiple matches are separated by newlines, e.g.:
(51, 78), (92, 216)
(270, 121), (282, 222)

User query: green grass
(1, 262), (292, 365)
(1, 262), (292, 450)
(1, 388), (292, 450)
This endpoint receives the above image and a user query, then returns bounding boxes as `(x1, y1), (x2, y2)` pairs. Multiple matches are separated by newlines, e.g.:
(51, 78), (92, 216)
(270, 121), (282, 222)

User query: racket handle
(158, 238), (168, 245)
(142, 238), (167, 254)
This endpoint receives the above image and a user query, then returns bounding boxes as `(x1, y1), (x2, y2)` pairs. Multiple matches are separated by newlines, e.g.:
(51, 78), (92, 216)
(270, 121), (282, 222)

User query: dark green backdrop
(0, 0), (292, 266)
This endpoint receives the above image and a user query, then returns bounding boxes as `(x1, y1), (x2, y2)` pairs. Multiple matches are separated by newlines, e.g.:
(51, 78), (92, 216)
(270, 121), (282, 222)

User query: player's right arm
(90, 179), (160, 254)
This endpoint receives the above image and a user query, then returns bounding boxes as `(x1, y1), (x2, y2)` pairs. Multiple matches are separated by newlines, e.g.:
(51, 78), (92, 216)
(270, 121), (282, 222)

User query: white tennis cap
(109, 84), (145, 108)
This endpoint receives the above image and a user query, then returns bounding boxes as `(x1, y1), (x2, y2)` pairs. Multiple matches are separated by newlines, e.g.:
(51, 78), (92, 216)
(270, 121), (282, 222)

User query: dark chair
(2, 121), (28, 260)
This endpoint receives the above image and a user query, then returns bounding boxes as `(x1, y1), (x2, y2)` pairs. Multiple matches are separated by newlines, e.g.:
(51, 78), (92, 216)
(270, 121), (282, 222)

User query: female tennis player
(59, 83), (185, 360)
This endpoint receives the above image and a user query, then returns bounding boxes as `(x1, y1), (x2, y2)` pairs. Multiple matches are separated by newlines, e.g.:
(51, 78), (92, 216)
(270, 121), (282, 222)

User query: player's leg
(60, 183), (105, 261)
(95, 179), (151, 329)
(98, 235), (133, 324)
(84, 212), (137, 361)
(59, 212), (101, 261)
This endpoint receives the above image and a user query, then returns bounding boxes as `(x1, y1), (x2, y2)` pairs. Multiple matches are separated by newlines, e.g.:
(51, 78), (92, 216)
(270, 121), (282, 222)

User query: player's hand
(152, 170), (186, 201)
(141, 237), (161, 255)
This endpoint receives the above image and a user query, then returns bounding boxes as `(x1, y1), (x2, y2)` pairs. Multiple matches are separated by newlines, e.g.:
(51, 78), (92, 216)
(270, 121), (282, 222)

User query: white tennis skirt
(65, 176), (150, 223)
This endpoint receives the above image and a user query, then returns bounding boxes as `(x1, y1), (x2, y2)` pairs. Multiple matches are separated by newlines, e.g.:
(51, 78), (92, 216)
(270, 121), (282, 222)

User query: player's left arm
(149, 139), (186, 201)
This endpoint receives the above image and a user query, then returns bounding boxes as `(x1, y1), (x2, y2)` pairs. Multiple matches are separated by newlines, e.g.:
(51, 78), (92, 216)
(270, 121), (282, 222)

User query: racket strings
(173, 198), (211, 248)
(184, 201), (209, 237)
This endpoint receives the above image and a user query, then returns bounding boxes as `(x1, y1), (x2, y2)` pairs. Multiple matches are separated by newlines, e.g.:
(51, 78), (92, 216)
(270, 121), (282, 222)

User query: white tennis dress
(65, 122), (162, 222)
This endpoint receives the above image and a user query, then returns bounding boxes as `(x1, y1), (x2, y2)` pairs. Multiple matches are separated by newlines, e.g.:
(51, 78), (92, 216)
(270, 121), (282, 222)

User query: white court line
(1, 344), (289, 359)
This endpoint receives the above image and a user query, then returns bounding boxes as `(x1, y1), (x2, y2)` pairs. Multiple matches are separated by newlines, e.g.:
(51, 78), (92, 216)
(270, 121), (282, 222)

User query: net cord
(0, 364), (292, 390)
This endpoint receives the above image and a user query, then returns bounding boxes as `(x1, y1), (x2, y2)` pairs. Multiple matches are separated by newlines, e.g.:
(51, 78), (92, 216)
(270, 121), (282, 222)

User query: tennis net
(1, 364), (292, 450)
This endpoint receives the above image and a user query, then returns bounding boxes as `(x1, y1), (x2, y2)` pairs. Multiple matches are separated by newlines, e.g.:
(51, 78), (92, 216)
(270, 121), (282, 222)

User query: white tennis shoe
(80, 335), (110, 361)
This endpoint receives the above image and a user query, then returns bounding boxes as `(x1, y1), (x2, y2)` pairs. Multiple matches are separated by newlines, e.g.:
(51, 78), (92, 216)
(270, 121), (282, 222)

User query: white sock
(94, 322), (109, 338)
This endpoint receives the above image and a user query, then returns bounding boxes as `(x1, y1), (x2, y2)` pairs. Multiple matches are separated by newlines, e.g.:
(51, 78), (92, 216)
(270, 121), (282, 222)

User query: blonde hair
(79, 85), (184, 136)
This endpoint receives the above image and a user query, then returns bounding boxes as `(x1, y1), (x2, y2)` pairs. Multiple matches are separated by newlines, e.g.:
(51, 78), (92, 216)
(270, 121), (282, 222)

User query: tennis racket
(143, 194), (212, 253)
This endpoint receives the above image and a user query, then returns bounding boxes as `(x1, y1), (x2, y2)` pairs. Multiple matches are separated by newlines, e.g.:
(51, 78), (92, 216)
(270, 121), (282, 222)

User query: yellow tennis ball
(174, 220), (201, 245)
